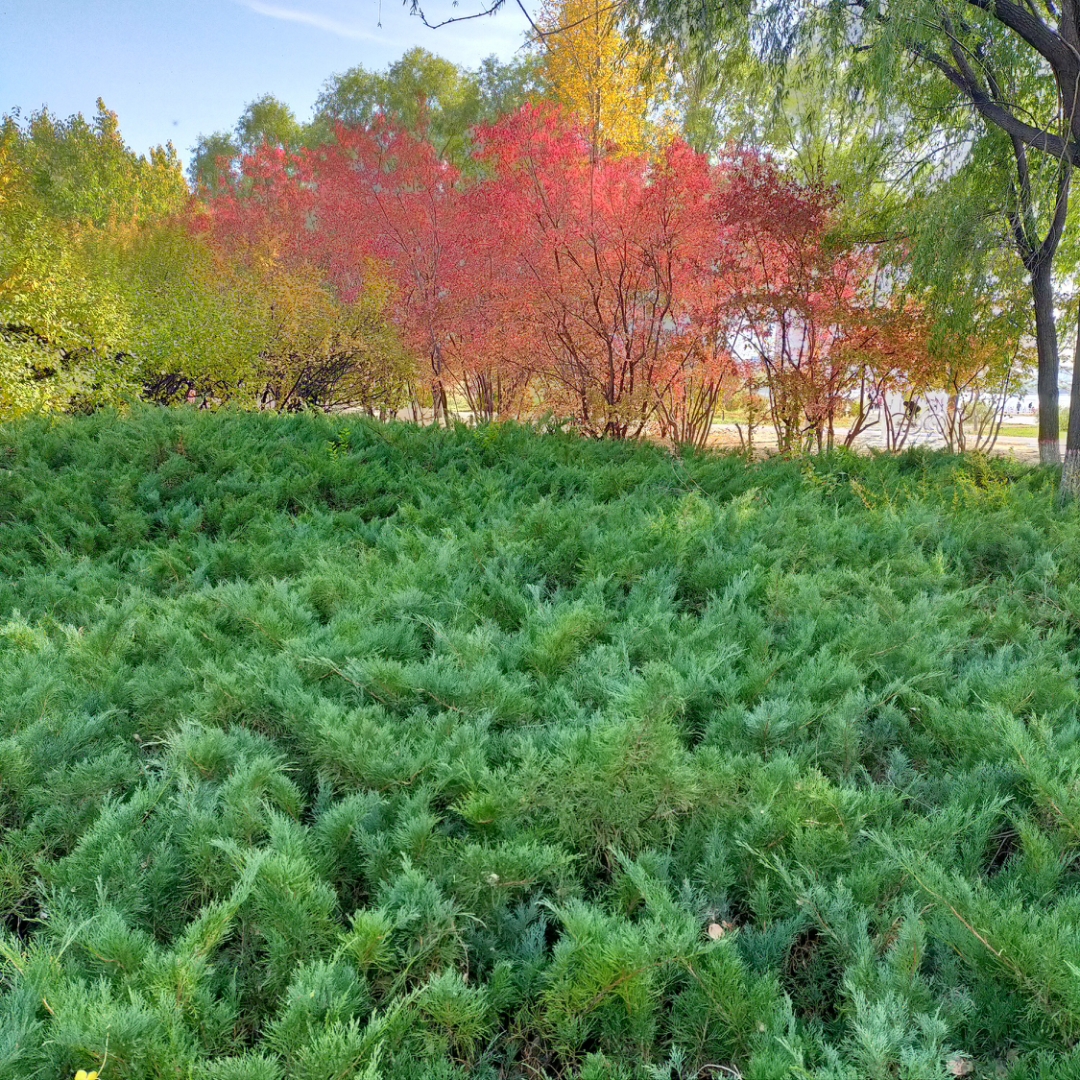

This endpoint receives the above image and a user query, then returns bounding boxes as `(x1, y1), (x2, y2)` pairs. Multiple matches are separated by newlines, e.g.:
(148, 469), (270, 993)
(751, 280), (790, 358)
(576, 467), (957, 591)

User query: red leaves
(202, 143), (316, 268)
(196, 106), (924, 444)
(714, 152), (931, 450)
(469, 106), (736, 438)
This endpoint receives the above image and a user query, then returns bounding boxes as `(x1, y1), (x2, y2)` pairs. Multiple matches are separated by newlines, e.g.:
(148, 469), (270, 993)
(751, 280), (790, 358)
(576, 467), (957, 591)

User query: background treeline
(0, 6), (1055, 457)
(2, 410), (1080, 1079)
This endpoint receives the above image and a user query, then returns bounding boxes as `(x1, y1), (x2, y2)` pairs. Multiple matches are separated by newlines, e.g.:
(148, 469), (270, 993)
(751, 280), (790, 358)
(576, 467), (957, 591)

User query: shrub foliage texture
(1, 410), (1079, 1079)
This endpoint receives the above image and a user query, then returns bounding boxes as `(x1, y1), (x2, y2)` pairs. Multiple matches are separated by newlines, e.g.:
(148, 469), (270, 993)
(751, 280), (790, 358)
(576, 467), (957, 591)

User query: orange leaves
(196, 106), (929, 441)
(468, 106), (734, 437)
(710, 154), (935, 450)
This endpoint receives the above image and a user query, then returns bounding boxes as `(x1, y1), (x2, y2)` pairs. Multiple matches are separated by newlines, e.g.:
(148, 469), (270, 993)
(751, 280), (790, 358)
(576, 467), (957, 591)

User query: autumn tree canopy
(190, 100), (947, 448)
(534, 0), (665, 153)
(1, 43), (1037, 463)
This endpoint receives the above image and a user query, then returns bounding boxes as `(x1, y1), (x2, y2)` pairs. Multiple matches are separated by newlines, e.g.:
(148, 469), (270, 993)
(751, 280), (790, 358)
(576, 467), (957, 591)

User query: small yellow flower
(74, 1070), (99, 1080)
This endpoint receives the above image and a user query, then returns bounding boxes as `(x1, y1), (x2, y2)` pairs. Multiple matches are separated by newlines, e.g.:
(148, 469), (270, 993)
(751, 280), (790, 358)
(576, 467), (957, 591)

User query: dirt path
(704, 423), (1044, 462)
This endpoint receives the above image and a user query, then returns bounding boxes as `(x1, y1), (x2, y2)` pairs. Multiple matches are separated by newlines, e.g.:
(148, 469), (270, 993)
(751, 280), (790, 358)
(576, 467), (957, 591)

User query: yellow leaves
(535, 0), (667, 154)
(0, 133), (16, 210)
(0, 267), (20, 299)
(212, 239), (411, 410)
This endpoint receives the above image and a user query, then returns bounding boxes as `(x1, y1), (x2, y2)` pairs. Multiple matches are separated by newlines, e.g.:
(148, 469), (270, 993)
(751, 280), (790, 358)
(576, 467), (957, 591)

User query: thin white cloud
(242, 1), (383, 41)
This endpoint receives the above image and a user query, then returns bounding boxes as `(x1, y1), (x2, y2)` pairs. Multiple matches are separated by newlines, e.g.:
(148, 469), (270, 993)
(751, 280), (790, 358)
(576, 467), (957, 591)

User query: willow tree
(619, 0), (1080, 490)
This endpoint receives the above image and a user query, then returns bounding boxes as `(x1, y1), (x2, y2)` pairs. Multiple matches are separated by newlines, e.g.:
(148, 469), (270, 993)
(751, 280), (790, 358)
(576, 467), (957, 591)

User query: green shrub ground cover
(1, 410), (1080, 1079)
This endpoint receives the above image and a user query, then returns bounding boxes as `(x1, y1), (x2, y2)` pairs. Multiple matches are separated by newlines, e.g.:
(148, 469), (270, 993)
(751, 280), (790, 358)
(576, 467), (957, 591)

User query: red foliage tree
(197, 107), (931, 448)
(310, 124), (471, 422)
(203, 142), (315, 271)
(714, 154), (930, 452)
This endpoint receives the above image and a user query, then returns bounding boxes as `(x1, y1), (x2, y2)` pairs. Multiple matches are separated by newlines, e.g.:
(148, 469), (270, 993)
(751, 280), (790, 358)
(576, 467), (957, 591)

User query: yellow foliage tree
(535, 0), (665, 154)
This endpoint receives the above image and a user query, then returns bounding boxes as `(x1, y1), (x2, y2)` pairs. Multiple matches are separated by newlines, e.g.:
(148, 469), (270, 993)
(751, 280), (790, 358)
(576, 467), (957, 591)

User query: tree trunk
(1032, 257), (1061, 464)
(1062, 304), (1080, 499)
(946, 392), (959, 452)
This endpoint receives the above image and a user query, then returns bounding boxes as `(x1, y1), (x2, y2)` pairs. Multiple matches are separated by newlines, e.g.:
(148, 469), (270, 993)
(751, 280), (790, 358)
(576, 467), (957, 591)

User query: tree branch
(961, 0), (1073, 70)
(914, 43), (1080, 162)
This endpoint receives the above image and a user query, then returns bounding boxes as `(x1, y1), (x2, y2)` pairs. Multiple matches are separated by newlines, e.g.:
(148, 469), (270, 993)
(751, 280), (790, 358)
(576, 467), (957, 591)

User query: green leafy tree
(316, 47), (482, 160)
(6, 99), (186, 226)
(0, 102), (187, 418)
(476, 52), (547, 121)
(116, 220), (265, 404)
(190, 95), (303, 190)
(189, 131), (241, 192)
(237, 94), (304, 154)
(314, 48), (544, 162)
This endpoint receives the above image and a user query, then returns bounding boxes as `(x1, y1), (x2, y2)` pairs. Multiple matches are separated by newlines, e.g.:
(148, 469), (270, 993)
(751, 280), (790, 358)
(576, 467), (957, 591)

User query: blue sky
(1, 0), (534, 172)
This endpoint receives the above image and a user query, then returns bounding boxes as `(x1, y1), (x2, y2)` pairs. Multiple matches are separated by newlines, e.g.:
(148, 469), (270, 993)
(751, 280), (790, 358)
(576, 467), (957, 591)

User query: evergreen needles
(0, 409), (1077, 1078)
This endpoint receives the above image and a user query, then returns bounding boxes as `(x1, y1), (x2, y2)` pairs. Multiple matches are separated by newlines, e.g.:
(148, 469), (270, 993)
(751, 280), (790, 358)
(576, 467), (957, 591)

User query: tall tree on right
(632, 0), (1080, 490)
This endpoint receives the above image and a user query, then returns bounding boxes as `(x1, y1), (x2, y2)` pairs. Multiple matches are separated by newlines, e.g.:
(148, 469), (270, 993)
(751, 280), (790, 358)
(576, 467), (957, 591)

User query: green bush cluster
(1, 410), (1079, 1079)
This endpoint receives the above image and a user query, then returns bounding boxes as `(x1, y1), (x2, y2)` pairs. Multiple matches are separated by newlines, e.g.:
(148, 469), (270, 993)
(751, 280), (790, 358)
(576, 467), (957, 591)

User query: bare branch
(410, 0), (510, 31)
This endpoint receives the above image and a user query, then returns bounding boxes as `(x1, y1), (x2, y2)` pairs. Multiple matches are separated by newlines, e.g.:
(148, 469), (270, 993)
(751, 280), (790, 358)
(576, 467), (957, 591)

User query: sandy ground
(371, 407), (1047, 460)
(703, 421), (1045, 462)
(982, 436), (1043, 462)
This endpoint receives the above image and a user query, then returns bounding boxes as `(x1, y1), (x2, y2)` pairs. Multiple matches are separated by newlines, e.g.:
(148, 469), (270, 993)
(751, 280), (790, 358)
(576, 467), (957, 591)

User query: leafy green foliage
(4, 100), (187, 227)
(190, 95), (304, 192)
(313, 48), (544, 164)
(0, 103), (189, 419)
(0, 411), (1078, 1077)
(1, 101), (411, 420)
(191, 49), (547, 188)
